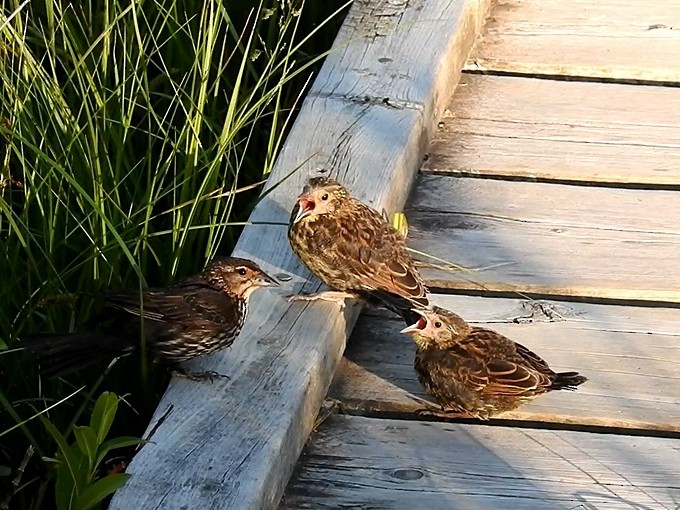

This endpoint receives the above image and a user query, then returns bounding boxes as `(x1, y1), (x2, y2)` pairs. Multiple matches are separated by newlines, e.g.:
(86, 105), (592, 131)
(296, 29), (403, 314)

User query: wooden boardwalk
(111, 1), (680, 509)
(281, 1), (680, 509)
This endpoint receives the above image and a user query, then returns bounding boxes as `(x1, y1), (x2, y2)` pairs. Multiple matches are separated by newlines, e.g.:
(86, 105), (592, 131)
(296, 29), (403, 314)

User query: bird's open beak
(256, 271), (280, 287)
(293, 194), (315, 224)
(400, 308), (429, 334)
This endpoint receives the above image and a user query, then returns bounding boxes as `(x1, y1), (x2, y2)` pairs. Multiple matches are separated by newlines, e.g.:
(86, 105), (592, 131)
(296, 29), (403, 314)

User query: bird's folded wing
(468, 359), (550, 396)
(514, 342), (553, 374)
(334, 214), (427, 302)
(101, 290), (168, 320)
(101, 284), (234, 325)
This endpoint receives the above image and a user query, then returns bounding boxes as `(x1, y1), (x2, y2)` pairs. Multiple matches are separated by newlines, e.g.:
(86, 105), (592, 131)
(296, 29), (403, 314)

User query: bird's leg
(287, 290), (358, 308)
(171, 366), (229, 382)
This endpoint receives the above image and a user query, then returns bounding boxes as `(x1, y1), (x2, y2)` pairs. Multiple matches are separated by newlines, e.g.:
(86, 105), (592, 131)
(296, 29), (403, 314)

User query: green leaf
(55, 457), (77, 510)
(391, 212), (409, 240)
(40, 416), (85, 494)
(0, 337), (7, 350)
(54, 444), (88, 510)
(90, 392), (119, 445)
(74, 426), (98, 469)
(95, 436), (146, 468)
(75, 473), (131, 510)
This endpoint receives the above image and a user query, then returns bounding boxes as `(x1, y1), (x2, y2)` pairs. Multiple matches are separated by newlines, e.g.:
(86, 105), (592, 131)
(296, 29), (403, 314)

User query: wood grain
(424, 74), (680, 186)
(465, 0), (680, 83)
(109, 0), (490, 508)
(281, 414), (680, 509)
(404, 175), (680, 303)
(330, 294), (680, 432)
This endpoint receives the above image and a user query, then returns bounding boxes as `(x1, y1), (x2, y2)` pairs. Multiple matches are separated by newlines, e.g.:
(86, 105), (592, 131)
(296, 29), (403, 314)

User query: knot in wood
(389, 467), (424, 480)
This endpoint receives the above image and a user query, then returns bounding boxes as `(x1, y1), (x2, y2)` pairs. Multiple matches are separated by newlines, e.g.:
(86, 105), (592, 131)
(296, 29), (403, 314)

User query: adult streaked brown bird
(401, 306), (587, 419)
(23, 257), (278, 380)
(287, 176), (427, 324)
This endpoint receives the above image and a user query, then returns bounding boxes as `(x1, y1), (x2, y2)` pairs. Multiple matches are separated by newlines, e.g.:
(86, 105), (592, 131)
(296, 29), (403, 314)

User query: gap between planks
(422, 285), (680, 310)
(332, 402), (680, 439)
(329, 294), (680, 434)
(463, 69), (680, 89)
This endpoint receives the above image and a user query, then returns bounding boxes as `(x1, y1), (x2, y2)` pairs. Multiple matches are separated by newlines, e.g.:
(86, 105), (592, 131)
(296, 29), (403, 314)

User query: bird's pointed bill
(258, 270), (280, 287)
(293, 196), (315, 223)
(400, 308), (429, 334)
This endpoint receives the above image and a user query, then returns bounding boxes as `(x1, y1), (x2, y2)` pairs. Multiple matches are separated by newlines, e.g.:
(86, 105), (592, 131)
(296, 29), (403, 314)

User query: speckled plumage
(402, 306), (587, 419)
(23, 257), (277, 378)
(288, 176), (427, 323)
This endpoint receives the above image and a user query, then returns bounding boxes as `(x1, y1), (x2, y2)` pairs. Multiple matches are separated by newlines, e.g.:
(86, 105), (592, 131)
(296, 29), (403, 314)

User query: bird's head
(291, 176), (349, 224)
(203, 257), (278, 299)
(400, 306), (470, 349)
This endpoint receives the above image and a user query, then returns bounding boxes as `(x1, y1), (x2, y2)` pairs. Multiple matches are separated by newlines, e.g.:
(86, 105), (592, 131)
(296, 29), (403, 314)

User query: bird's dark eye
(321, 193), (329, 201)
(237, 267), (247, 276)
(434, 321), (442, 328)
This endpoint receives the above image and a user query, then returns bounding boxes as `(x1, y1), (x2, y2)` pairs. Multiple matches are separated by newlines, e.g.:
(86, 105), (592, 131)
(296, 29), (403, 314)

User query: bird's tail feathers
(551, 371), (588, 390)
(22, 332), (131, 379)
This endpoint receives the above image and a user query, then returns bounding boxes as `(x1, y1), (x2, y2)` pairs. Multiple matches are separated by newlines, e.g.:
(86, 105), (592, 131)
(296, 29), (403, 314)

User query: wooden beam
(330, 294), (680, 432)
(109, 0), (491, 509)
(404, 175), (680, 304)
(281, 414), (680, 509)
(465, 0), (680, 83)
(425, 74), (680, 186)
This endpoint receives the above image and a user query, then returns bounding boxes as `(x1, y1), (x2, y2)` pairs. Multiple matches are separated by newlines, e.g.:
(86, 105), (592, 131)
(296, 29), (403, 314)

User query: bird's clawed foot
(172, 367), (229, 382)
(415, 407), (442, 418)
(287, 290), (356, 309)
(414, 402), (447, 418)
(411, 397), (444, 418)
(313, 398), (346, 432)
(408, 395), (474, 420)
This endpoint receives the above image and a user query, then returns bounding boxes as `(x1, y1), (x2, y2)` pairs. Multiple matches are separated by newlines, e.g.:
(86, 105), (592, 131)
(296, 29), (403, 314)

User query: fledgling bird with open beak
(401, 306), (587, 419)
(23, 257), (278, 380)
(287, 175), (428, 324)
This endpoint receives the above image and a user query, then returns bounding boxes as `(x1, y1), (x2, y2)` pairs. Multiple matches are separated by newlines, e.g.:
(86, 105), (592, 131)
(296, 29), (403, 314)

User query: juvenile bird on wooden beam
(287, 175), (428, 324)
(401, 306), (587, 419)
(22, 257), (278, 380)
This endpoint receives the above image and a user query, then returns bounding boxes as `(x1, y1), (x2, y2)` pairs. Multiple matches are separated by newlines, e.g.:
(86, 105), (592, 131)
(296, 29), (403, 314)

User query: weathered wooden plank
(313, 0), (490, 130)
(330, 294), (680, 432)
(465, 0), (680, 83)
(425, 74), (680, 186)
(110, 0), (491, 509)
(405, 175), (680, 303)
(281, 414), (680, 509)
